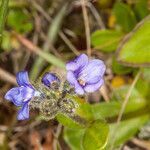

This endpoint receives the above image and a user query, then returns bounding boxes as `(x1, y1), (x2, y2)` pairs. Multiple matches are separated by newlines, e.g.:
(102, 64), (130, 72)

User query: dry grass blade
(15, 33), (65, 69)
(131, 138), (150, 150)
(0, 68), (17, 85)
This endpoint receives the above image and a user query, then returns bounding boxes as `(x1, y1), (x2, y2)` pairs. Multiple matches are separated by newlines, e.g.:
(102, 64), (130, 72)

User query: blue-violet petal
(84, 79), (104, 93)
(16, 71), (33, 88)
(66, 54), (88, 71)
(42, 72), (60, 87)
(5, 87), (34, 106)
(78, 59), (105, 84)
(67, 71), (84, 95)
(17, 103), (29, 120)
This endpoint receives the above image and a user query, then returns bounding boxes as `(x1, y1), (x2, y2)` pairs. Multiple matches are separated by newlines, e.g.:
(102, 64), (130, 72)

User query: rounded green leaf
(91, 30), (123, 52)
(113, 2), (137, 32)
(64, 128), (85, 150)
(82, 120), (109, 150)
(117, 15), (150, 67)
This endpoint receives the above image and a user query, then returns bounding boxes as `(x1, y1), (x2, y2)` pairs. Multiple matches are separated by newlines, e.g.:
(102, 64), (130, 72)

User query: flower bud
(42, 72), (60, 89)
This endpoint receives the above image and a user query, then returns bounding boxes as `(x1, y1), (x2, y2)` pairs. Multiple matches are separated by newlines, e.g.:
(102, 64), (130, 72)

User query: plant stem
(81, 0), (91, 57)
(110, 70), (142, 150)
(0, 0), (9, 44)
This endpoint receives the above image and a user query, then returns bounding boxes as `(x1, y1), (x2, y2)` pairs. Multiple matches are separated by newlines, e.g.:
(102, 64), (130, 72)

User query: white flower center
(34, 91), (41, 97)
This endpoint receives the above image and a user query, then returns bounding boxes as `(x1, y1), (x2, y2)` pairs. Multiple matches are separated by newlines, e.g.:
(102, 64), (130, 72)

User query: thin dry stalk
(88, 3), (105, 29)
(59, 32), (80, 56)
(100, 85), (109, 102)
(110, 70), (142, 150)
(81, 0), (91, 56)
(53, 124), (62, 150)
(0, 68), (17, 85)
(131, 138), (150, 150)
(31, 0), (79, 56)
(15, 33), (41, 54)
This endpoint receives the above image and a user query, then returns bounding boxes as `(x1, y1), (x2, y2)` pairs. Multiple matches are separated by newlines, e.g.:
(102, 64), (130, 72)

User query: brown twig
(99, 85), (109, 102)
(0, 68), (17, 85)
(59, 32), (80, 56)
(31, 0), (79, 56)
(15, 33), (41, 54)
(131, 138), (150, 150)
(53, 124), (62, 150)
(81, 0), (91, 56)
(88, 3), (105, 29)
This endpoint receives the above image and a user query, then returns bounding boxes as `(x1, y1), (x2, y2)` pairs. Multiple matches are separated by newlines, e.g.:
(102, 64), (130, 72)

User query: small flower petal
(5, 87), (23, 106)
(17, 103), (29, 120)
(78, 59), (106, 84)
(5, 87), (34, 106)
(66, 54), (88, 71)
(67, 71), (78, 86)
(42, 72), (60, 87)
(67, 71), (84, 95)
(84, 79), (104, 93)
(74, 85), (84, 95)
(16, 71), (33, 88)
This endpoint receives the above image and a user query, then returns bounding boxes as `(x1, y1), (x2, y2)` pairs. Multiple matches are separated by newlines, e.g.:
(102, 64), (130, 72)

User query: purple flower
(5, 71), (39, 120)
(66, 54), (106, 95)
(42, 72), (60, 87)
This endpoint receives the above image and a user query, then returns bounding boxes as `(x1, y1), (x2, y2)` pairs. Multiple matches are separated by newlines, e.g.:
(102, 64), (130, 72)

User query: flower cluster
(5, 71), (52, 120)
(5, 54), (105, 120)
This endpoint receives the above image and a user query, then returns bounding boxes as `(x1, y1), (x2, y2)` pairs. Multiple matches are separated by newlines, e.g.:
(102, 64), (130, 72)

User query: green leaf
(82, 120), (109, 150)
(134, 0), (149, 20)
(34, 49), (65, 69)
(113, 2), (137, 32)
(107, 115), (149, 148)
(91, 86), (146, 119)
(64, 121), (109, 150)
(76, 103), (94, 121)
(136, 68), (150, 98)
(91, 30), (123, 52)
(7, 9), (33, 33)
(112, 58), (133, 75)
(142, 68), (150, 82)
(64, 128), (85, 150)
(67, 95), (94, 121)
(136, 78), (149, 98)
(57, 96), (94, 129)
(56, 113), (83, 129)
(112, 85), (145, 103)
(117, 16), (150, 67)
